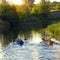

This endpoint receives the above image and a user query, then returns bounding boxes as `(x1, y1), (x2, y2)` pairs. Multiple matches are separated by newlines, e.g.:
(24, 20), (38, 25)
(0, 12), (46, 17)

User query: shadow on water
(0, 24), (42, 47)
(0, 4), (20, 47)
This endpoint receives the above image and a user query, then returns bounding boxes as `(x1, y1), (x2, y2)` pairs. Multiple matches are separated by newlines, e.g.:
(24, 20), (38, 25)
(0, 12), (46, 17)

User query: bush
(46, 23), (60, 41)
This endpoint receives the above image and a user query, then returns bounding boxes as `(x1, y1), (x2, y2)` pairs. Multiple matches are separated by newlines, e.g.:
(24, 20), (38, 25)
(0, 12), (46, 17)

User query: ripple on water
(0, 41), (60, 60)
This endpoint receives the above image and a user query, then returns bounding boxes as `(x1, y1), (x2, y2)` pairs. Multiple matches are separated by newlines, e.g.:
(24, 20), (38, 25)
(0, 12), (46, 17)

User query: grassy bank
(45, 22), (60, 41)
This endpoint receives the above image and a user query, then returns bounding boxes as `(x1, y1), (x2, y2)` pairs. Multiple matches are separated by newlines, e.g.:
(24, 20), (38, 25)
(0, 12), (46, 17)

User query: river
(0, 31), (60, 60)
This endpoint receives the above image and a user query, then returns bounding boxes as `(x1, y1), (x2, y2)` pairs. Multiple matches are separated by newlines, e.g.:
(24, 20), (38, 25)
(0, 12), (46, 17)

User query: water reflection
(31, 31), (42, 43)
(18, 31), (42, 43)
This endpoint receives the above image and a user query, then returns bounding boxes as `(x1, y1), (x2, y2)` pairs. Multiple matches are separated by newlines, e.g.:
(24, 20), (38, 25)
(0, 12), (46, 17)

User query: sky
(5, 0), (60, 5)
(50, 0), (60, 2)
(34, 0), (60, 4)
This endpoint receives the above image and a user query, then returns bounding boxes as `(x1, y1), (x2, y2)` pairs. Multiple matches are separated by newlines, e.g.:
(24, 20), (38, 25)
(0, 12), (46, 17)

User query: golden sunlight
(6, 0), (60, 5)
(12, 0), (23, 5)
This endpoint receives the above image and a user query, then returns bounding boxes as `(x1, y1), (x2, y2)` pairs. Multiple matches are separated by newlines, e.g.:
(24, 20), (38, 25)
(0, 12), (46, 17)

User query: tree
(16, 4), (31, 19)
(0, 4), (20, 39)
(41, 0), (50, 3)
(55, 4), (60, 10)
(1, 0), (6, 3)
(31, 0), (50, 28)
(46, 23), (60, 40)
(31, 0), (50, 17)
(0, 4), (11, 20)
(23, 0), (34, 7)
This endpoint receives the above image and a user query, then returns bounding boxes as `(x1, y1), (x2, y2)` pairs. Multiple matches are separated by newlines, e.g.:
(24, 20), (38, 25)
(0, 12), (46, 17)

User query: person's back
(42, 37), (53, 46)
(15, 38), (24, 46)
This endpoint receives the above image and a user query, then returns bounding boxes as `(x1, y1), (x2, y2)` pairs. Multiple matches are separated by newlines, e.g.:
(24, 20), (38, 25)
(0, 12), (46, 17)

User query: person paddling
(15, 38), (24, 46)
(42, 30), (54, 46)
(45, 37), (53, 45)
(42, 37), (53, 46)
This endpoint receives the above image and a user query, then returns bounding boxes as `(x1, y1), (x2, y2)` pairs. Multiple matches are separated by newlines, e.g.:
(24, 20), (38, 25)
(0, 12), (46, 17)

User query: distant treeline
(50, 2), (60, 11)
(0, 2), (50, 31)
(0, 1), (60, 40)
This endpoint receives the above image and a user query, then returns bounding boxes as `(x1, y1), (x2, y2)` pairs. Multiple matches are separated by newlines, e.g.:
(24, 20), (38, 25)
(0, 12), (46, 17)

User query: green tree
(0, 4), (11, 20)
(31, 0), (50, 28)
(0, 4), (20, 39)
(46, 23), (60, 40)
(23, 0), (34, 7)
(16, 4), (31, 20)
(55, 4), (60, 10)
(31, 0), (50, 16)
